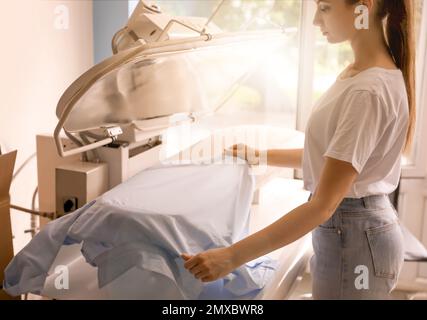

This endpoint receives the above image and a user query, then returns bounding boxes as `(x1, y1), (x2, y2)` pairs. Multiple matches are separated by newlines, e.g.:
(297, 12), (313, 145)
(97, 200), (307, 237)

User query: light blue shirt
(4, 160), (276, 299)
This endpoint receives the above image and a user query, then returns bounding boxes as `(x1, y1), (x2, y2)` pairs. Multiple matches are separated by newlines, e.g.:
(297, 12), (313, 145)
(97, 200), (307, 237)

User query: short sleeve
(323, 90), (392, 174)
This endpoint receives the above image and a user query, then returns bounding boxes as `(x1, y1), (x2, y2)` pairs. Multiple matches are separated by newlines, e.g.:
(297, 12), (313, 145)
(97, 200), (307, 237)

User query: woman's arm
(182, 156), (359, 282)
(265, 149), (304, 169)
(227, 144), (304, 169)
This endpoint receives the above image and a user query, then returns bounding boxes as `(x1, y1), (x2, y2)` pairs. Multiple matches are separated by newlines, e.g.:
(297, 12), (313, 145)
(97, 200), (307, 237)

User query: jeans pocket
(365, 221), (404, 280)
(317, 215), (337, 231)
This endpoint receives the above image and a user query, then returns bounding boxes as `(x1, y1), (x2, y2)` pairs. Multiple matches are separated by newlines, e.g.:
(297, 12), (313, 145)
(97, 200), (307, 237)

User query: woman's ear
(363, 0), (375, 13)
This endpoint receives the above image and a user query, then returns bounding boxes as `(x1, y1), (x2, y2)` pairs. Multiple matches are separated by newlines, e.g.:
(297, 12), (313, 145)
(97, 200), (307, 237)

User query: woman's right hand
(224, 144), (260, 165)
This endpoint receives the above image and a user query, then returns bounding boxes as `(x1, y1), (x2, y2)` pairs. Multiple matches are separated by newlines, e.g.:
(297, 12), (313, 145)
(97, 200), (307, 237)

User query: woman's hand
(181, 247), (238, 282)
(224, 144), (260, 165)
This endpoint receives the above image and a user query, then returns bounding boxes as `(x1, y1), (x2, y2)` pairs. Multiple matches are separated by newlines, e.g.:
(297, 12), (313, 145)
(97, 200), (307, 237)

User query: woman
(182, 0), (416, 299)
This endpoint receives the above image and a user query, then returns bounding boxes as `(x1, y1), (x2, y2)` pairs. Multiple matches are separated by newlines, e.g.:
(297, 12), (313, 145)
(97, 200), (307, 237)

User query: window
(409, 0), (427, 168)
(151, 0), (300, 32)
(415, 0), (424, 42)
(136, 0), (302, 129)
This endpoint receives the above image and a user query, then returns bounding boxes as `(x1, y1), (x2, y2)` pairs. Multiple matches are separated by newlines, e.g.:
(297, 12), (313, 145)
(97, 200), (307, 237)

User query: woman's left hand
(181, 247), (237, 282)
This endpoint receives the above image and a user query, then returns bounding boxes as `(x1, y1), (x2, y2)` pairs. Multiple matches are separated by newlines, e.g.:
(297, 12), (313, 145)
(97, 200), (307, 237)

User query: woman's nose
(313, 9), (322, 27)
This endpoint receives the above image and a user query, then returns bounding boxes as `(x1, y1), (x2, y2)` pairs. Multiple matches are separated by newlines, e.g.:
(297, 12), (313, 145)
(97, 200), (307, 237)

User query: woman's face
(313, 0), (360, 43)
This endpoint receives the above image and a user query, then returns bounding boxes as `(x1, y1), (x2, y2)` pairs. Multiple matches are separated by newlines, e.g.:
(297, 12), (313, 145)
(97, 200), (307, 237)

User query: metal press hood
(56, 31), (286, 134)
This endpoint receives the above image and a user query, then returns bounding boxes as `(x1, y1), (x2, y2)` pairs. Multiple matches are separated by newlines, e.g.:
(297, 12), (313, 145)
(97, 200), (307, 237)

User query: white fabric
(303, 67), (409, 198)
(4, 159), (277, 299)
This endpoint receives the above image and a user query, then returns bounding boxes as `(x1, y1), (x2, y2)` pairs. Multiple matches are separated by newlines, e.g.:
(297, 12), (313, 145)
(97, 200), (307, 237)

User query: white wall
(0, 0), (93, 252)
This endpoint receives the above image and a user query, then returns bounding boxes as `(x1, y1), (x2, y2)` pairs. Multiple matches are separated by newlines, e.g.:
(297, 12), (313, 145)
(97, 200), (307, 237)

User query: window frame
(402, 1), (427, 178)
(296, 0), (316, 133)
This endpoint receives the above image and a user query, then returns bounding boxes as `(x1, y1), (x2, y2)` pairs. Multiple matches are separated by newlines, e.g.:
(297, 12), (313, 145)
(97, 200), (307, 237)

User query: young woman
(182, 0), (416, 299)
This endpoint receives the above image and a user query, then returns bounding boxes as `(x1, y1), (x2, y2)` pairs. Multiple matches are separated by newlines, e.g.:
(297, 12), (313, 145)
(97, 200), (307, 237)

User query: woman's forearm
(264, 149), (304, 169)
(229, 199), (329, 267)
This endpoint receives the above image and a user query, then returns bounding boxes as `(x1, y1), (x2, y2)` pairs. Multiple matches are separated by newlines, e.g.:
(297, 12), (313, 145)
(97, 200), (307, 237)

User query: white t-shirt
(302, 67), (409, 198)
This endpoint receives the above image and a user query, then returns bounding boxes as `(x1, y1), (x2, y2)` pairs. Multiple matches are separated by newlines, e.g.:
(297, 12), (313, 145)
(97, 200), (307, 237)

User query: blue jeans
(308, 194), (404, 299)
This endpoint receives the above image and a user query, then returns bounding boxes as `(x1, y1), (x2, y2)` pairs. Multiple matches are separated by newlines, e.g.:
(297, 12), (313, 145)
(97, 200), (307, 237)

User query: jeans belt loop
(362, 196), (368, 209)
